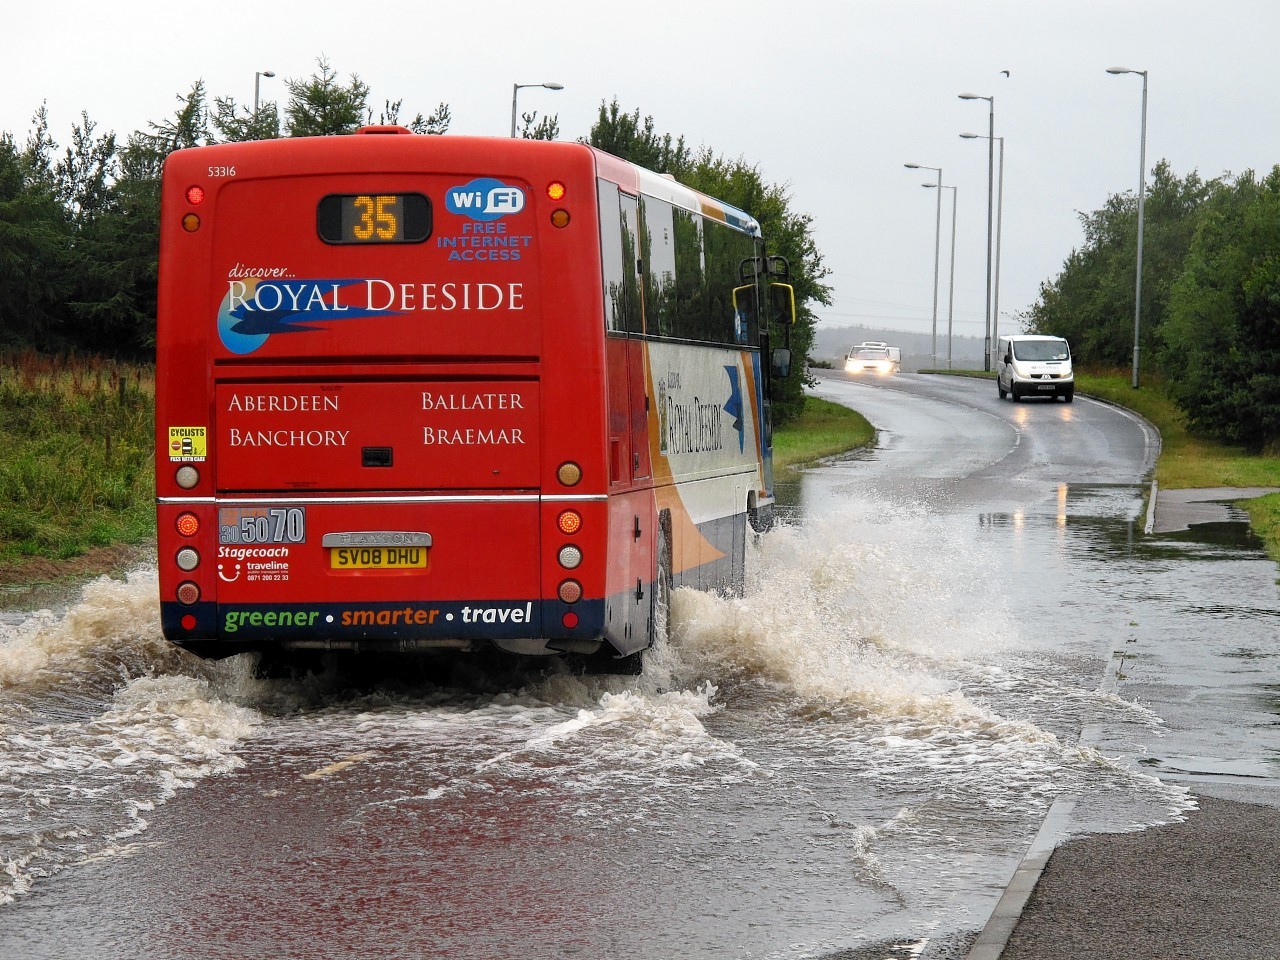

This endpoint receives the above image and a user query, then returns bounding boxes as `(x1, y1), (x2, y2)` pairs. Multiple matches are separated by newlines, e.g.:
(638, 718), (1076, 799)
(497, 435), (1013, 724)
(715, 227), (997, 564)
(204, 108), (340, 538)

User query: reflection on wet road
(1, 373), (1277, 959)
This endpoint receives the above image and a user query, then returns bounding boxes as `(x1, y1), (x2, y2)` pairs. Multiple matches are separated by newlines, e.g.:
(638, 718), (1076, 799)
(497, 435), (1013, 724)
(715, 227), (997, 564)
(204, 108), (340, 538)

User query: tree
(0, 126), (71, 351)
(1161, 167), (1280, 449)
(283, 57), (370, 137)
(517, 110), (560, 141)
(589, 100), (692, 174)
(141, 82), (214, 154)
(1025, 161), (1217, 372)
(211, 95), (281, 143)
(375, 98), (451, 136)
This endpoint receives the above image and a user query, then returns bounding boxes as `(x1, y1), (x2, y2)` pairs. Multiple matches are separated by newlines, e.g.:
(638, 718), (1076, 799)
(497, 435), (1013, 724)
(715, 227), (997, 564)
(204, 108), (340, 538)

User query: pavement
(1146, 485), (1280, 535)
(965, 484), (1280, 960)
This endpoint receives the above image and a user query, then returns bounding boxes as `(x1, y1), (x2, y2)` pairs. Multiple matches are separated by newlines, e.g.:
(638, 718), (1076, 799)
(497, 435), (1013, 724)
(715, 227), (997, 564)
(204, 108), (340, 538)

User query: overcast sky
(7, 1), (1280, 353)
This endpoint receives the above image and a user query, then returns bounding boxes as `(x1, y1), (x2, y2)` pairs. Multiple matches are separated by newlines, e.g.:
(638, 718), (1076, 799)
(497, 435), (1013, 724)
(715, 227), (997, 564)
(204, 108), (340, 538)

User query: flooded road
(2, 373), (1278, 959)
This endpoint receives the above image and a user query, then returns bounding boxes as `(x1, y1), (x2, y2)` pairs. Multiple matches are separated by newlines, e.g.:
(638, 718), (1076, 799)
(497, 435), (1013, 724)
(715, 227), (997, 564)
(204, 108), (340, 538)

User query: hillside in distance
(812, 324), (987, 372)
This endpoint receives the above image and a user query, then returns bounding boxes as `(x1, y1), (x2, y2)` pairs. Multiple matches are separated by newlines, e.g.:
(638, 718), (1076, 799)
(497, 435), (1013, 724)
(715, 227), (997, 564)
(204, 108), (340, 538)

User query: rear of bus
(155, 131), (616, 660)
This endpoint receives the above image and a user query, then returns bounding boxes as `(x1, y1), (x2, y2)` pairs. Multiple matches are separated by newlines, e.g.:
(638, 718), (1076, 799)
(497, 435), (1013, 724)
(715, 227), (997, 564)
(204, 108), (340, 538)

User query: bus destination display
(317, 193), (431, 244)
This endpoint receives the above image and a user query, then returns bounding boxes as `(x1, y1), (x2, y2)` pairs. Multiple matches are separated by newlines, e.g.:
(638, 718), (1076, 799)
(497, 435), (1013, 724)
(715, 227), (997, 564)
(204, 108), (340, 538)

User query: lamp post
(254, 70), (275, 122)
(962, 132), (1004, 363)
(925, 183), (958, 368)
(905, 162), (943, 365)
(1107, 67), (1149, 389)
(510, 82), (564, 137)
(959, 92), (995, 369)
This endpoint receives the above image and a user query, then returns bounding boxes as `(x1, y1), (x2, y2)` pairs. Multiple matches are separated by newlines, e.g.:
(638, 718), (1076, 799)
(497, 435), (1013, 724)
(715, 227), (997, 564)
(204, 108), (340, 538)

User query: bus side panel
(645, 341), (762, 593)
(603, 489), (658, 657)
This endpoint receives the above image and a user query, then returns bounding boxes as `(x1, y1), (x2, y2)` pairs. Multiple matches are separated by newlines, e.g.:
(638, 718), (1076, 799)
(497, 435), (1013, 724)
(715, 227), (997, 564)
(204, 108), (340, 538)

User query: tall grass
(0, 352), (156, 565)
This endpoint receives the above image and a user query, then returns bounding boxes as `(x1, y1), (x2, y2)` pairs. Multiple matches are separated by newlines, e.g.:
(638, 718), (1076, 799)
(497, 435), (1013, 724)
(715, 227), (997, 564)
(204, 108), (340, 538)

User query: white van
(996, 335), (1074, 402)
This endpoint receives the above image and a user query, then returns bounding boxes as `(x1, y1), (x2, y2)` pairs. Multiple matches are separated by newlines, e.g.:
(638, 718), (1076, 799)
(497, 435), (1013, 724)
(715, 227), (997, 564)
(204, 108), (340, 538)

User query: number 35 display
(317, 193), (431, 244)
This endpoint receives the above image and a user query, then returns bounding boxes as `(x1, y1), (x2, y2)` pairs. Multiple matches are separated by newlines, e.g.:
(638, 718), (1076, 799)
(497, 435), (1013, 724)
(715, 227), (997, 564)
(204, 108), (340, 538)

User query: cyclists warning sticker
(168, 426), (208, 462)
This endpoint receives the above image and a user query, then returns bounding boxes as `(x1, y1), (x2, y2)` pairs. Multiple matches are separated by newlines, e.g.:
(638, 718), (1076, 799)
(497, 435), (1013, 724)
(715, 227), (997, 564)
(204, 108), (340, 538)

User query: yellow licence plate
(330, 546), (428, 570)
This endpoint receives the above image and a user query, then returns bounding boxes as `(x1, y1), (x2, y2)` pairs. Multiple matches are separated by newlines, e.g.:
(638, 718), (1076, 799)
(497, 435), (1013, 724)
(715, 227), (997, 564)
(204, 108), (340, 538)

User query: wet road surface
(1, 371), (1277, 959)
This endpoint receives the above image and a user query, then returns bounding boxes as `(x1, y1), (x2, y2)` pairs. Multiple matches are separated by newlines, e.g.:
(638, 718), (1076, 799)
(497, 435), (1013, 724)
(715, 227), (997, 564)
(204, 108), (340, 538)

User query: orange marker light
(550, 209), (570, 228)
(182, 213), (201, 232)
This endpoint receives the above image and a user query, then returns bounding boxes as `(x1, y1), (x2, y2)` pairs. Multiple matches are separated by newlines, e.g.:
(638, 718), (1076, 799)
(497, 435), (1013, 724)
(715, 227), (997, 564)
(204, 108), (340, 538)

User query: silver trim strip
(158, 493), (609, 505)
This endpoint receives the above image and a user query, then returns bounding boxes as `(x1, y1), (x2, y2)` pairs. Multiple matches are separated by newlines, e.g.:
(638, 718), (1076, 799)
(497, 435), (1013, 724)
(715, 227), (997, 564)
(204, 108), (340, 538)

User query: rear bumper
(160, 597), (606, 655)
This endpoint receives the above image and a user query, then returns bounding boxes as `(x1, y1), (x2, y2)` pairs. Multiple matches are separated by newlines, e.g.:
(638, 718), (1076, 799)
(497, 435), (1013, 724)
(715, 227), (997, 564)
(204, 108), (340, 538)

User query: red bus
(155, 127), (795, 667)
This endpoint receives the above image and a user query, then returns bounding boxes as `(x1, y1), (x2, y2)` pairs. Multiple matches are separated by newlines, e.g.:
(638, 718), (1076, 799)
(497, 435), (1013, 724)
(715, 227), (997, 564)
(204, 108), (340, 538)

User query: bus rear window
(317, 193), (432, 245)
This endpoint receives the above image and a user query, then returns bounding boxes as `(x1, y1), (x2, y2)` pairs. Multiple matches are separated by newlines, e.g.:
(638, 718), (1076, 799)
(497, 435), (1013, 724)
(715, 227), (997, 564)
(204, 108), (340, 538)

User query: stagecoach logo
(445, 178), (526, 222)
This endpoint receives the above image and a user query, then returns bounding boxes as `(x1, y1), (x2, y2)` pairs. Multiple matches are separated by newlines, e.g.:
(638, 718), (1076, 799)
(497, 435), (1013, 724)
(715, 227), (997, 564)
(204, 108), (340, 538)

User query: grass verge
(773, 395), (875, 470)
(0, 353), (156, 584)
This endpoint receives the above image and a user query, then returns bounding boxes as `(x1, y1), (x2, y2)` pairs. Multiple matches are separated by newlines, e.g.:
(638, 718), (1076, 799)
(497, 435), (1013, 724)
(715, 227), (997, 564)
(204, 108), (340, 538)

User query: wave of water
(0, 567), (261, 904)
(0, 501), (1191, 911)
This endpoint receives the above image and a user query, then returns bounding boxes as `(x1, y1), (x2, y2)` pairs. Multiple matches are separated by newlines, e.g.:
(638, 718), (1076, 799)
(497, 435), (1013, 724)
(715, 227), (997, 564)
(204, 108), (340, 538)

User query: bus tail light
(176, 581), (201, 605)
(557, 510), (582, 535)
(557, 545), (582, 569)
(558, 579), (582, 604)
(546, 181), (566, 201)
(176, 512), (200, 537)
(176, 548), (200, 571)
(186, 185), (206, 205)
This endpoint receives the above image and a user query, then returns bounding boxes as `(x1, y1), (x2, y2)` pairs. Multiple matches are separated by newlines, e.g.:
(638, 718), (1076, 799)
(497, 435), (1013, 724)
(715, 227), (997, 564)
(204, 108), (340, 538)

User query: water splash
(0, 567), (261, 904)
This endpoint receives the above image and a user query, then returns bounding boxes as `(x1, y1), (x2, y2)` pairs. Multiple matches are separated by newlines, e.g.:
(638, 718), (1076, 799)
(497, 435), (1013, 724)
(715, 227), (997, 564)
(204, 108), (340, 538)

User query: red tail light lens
(557, 510), (582, 535)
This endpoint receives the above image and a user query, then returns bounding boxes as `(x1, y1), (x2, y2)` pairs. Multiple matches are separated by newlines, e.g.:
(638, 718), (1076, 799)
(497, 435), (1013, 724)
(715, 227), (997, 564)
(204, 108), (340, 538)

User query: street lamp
(254, 70), (275, 122)
(905, 162), (943, 365)
(925, 183), (958, 369)
(959, 92), (995, 370)
(510, 82), (564, 137)
(962, 132), (1005, 363)
(1108, 67), (1149, 389)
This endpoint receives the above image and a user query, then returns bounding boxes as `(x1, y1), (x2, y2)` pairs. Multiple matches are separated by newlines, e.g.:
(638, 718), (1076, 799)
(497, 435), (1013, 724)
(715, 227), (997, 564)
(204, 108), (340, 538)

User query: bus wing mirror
(771, 347), (793, 378)
(770, 283), (796, 324)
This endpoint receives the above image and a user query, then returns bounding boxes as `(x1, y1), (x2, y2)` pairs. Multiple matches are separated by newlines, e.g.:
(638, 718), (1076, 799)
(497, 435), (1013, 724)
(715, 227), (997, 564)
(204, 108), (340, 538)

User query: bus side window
(705, 220), (758, 346)
(641, 197), (677, 338)
(598, 181), (628, 333)
(619, 194), (643, 334)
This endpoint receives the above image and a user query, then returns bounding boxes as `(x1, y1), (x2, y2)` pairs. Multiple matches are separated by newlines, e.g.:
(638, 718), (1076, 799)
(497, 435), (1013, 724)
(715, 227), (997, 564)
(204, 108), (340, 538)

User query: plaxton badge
(321, 532), (432, 547)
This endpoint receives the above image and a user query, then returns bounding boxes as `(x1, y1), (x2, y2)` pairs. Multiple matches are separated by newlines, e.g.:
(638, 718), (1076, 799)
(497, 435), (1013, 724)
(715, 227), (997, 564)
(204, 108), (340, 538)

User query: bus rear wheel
(652, 521), (673, 648)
